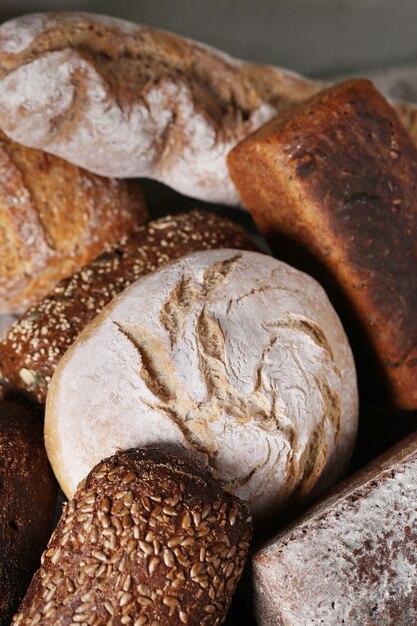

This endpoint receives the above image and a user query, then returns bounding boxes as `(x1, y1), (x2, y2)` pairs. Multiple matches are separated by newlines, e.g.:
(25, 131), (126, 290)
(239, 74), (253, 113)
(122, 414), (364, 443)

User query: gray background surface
(1, 0), (417, 78)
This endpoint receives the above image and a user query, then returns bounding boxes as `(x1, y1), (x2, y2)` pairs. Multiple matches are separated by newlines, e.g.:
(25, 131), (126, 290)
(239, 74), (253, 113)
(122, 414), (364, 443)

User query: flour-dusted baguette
(252, 430), (417, 625)
(0, 211), (256, 404)
(45, 249), (358, 524)
(0, 13), (416, 206)
(228, 79), (417, 409)
(0, 12), (321, 205)
(0, 128), (147, 314)
(13, 447), (252, 626)
(0, 399), (57, 625)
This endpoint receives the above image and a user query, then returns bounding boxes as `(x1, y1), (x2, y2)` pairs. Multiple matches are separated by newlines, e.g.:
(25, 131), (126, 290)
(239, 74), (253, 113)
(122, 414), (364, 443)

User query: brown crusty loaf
(0, 14), (417, 206)
(228, 79), (417, 410)
(13, 447), (252, 626)
(0, 210), (256, 404)
(0, 399), (57, 625)
(0, 127), (147, 314)
(252, 430), (417, 625)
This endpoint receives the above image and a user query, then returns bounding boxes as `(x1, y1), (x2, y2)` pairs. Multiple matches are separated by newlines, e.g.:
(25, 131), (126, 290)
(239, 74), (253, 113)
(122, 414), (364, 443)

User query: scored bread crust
(0, 211), (256, 404)
(0, 12), (321, 205)
(0, 13), (416, 205)
(45, 249), (358, 522)
(0, 127), (147, 314)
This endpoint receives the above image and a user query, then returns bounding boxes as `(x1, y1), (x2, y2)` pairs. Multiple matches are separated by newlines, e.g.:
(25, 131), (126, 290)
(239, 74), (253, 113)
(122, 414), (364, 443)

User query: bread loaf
(228, 79), (417, 409)
(45, 249), (358, 524)
(0, 11), (321, 205)
(0, 13), (416, 206)
(252, 431), (417, 625)
(0, 399), (57, 625)
(0, 128), (147, 314)
(13, 447), (252, 626)
(0, 211), (255, 405)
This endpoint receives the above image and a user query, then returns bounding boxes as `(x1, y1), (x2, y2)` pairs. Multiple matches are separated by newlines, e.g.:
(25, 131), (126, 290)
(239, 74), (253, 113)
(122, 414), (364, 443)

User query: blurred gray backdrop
(0, 0), (417, 79)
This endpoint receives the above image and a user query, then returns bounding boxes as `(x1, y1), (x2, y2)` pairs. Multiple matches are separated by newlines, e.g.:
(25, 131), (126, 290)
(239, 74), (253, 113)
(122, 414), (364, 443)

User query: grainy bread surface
(0, 399), (57, 625)
(0, 128), (147, 314)
(13, 447), (252, 626)
(252, 431), (417, 625)
(45, 249), (358, 523)
(228, 79), (417, 409)
(0, 210), (255, 404)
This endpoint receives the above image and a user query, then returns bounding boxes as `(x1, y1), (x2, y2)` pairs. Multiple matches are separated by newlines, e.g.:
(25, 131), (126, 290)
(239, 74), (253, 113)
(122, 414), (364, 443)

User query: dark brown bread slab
(12, 447), (252, 625)
(0, 210), (256, 405)
(228, 79), (417, 409)
(252, 430), (417, 625)
(0, 399), (57, 625)
(0, 127), (147, 314)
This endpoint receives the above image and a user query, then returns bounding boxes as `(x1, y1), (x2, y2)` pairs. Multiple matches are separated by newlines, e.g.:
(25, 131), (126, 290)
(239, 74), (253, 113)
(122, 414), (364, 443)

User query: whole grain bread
(0, 13), (416, 206)
(12, 447), (252, 626)
(0, 399), (57, 625)
(252, 430), (417, 625)
(0, 128), (147, 314)
(0, 210), (256, 404)
(228, 79), (417, 409)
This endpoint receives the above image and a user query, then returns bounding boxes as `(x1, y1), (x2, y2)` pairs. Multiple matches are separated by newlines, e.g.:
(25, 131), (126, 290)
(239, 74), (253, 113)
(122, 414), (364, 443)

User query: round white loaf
(45, 250), (358, 522)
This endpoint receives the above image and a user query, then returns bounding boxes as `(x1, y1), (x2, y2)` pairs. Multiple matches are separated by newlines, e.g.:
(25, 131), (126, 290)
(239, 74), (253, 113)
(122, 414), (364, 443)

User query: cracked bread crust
(45, 249), (358, 523)
(0, 211), (255, 405)
(0, 12), (320, 205)
(0, 127), (147, 314)
(12, 447), (252, 626)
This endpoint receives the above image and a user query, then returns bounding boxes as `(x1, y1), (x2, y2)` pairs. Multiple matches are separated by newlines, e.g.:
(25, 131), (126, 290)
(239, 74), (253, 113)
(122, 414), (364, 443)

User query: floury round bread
(45, 250), (359, 521)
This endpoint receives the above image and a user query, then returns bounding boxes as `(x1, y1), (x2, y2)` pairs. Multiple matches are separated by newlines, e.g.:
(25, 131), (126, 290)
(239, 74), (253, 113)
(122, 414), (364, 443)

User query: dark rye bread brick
(0, 399), (57, 625)
(251, 430), (417, 625)
(12, 447), (252, 626)
(0, 210), (256, 404)
(228, 79), (417, 409)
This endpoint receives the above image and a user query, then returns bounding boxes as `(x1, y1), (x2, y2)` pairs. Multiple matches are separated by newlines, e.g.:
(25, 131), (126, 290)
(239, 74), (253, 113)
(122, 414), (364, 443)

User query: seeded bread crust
(0, 211), (255, 405)
(0, 127), (147, 314)
(0, 399), (57, 626)
(228, 79), (417, 409)
(12, 447), (252, 626)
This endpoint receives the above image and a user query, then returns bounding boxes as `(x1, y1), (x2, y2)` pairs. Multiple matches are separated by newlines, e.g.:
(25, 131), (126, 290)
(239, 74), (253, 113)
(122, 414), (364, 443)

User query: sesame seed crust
(12, 447), (252, 625)
(0, 211), (255, 404)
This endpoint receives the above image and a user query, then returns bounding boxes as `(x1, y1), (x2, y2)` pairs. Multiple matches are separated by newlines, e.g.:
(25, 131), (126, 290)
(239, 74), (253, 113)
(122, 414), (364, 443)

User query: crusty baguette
(12, 447), (252, 626)
(0, 210), (256, 404)
(0, 13), (416, 206)
(228, 79), (417, 409)
(0, 128), (147, 314)
(0, 12), (321, 205)
(0, 399), (57, 625)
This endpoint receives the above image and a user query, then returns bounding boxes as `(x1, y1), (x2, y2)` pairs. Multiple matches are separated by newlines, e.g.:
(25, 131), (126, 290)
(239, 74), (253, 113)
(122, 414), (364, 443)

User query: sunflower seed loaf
(0, 399), (57, 625)
(0, 210), (256, 405)
(12, 447), (252, 626)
